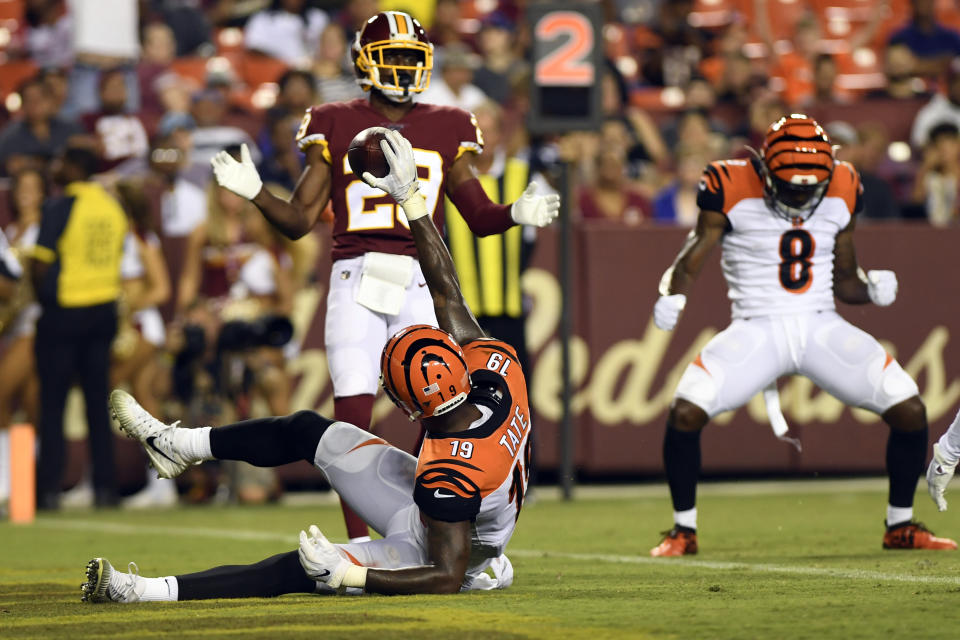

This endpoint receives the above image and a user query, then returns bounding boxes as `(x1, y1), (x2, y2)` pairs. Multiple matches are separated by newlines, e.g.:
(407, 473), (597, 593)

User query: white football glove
(653, 293), (687, 331)
(298, 525), (353, 588)
(927, 443), (958, 512)
(866, 269), (897, 306)
(210, 143), (262, 200)
(511, 182), (560, 227)
(362, 129), (420, 208)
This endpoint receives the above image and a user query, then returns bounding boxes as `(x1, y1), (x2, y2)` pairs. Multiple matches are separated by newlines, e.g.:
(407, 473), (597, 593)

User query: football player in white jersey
(650, 115), (957, 556)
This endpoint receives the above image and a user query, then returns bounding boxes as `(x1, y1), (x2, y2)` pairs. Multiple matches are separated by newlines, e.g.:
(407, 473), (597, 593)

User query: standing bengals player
(649, 115), (957, 556)
(210, 10), (557, 542)
(82, 128), (534, 603)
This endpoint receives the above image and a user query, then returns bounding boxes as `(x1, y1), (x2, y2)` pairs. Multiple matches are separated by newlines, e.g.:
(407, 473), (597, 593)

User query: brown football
(347, 128), (390, 179)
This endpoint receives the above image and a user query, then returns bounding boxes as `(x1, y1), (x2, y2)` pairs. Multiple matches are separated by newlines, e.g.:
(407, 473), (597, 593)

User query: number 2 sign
(528, 2), (603, 134)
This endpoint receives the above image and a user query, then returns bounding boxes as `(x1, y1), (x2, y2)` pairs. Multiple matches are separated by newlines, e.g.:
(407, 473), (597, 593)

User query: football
(347, 127), (390, 179)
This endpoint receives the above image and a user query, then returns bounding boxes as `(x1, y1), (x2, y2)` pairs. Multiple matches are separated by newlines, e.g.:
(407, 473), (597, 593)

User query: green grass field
(3, 479), (960, 639)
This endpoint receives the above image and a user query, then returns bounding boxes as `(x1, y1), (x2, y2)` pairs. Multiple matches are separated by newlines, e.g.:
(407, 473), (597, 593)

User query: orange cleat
(650, 527), (698, 557)
(882, 521), (958, 550)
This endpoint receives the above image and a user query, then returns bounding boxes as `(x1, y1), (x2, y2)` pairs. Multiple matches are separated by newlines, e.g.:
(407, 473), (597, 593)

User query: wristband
(401, 190), (429, 221)
(340, 565), (368, 589)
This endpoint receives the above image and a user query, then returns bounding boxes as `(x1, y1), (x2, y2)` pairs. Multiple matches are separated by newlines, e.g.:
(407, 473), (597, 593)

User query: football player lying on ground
(650, 115), (956, 556)
(928, 406), (960, 512)
(81, 129), (535, 602)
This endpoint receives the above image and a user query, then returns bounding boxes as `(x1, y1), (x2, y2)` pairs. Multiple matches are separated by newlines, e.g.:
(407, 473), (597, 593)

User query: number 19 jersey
(296, 99), (483, 262)
(697, 158), (863, 319)
(413, 338), (531, 562)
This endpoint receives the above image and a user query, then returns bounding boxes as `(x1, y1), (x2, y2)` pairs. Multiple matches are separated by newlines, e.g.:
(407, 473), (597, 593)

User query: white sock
(138, 576), (177, 602)
(674, 508), (697, 530)
(887, 505), (913, 527)
(174, 426), (213, 463)
(939, 408), (960, 463)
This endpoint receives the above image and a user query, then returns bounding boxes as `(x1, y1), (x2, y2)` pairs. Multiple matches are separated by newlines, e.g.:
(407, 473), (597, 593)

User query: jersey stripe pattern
(414, 338), (531, 559)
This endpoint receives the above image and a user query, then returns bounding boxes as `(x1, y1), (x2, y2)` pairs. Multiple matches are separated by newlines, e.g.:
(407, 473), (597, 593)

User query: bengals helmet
(757, 114), (836, 221)
(380, 325), (471, 421)
(352, 11), (433, 102)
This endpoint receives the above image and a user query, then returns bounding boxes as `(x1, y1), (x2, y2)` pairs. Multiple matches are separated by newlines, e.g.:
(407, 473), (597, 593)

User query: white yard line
(32, 518), (960, 586)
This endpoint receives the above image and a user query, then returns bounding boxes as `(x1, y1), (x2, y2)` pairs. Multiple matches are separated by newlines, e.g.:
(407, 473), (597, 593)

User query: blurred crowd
(2, 0), (960, 508)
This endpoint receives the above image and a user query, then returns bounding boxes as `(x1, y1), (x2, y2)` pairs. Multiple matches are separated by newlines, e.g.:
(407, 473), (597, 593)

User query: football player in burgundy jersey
(82, 128), (535, 603)
(211, 10), (557, 542)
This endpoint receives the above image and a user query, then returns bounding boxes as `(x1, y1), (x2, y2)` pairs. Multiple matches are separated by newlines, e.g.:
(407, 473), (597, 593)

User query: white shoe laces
(111, 562), (142, 603)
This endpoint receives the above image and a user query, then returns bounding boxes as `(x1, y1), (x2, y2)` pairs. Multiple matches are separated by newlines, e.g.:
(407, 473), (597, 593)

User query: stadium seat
(0, 59), (38, 100)
(0, 0), (24, 21)
(170, 57), (210, 88)
(238, 53), (289, 88)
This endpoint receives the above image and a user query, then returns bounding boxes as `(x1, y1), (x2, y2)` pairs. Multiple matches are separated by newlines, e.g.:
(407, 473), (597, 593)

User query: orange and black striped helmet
(380, 325), (471, 421)
(759, 114), (836, 220)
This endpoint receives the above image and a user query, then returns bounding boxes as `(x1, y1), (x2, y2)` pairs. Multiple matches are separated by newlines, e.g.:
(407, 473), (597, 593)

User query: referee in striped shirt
(31, 146), (128, 510)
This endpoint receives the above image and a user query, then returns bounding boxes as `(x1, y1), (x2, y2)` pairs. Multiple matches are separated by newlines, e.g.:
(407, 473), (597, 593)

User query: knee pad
(876, 359), (919, 413)
(674, 362), (718, 417)
(313, 421), (383, 473)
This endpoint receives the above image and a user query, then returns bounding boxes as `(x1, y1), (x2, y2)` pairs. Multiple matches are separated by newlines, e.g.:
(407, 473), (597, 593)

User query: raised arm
(366, 130), (486, 344)
(652, 209), (728, 331)
(446, 149), (559, 236)
(212, 144), (331, 240)
(832, 215), (898, 306)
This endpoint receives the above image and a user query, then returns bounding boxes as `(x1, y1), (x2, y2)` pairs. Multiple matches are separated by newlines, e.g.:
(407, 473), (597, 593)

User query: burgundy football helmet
(352, 11), (434, 102)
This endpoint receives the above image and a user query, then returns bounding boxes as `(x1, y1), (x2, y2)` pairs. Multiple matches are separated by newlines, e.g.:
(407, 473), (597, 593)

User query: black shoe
(94, 489), (120, 508)
(37, 492), (61, 511)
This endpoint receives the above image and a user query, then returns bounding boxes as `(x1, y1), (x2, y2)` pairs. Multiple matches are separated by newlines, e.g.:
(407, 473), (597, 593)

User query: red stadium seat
(238, 53), (289, 88)
(170, 57), (210, 87)
(0, 59), (37, 99)
(0, 0), (24, 21)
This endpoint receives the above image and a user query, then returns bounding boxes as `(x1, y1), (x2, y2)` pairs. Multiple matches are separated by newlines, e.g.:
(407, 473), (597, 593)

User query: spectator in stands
(600, 65), (669, 180)
(911, 62), (960, 147)
(40, 67), (72, 123)
(15, 0), (72, 69)
(713, 53), (764, 134)
(312, 24), (364, 104)
(244, 0), (329, 67)
(472, 12), (527, 106)
(138, 23), (180, 131)
(32, 146), (128, 510)
(258, 114), (302, 192)
(653, 145), (714, 227)
(826, 121), (902, 220)
(272, 70), (316, 121)
(188, 89), (260, 168)
(332, 0), (379, 43)
(0, 76), (83, 176)
(65, 0), (141, 119)
(753, 0), (888, 107)
(0, 169), (44, 438)
(110, 179), (176, 508)
(866, 43), (932, 102)
(912, 121), (960, 226)
(638, 0), (709, 87)
(80, 69), (150, 172)
(420, 43), (488, 113)
(144, 0), (212, 57)
(427, 0), (467, 49)
(808, 54), (852, 107)
(888, 0), (960, 78)
(0, 228), (19, 299)
(578, 149), (651, 225)
(149, 127), (208, 238)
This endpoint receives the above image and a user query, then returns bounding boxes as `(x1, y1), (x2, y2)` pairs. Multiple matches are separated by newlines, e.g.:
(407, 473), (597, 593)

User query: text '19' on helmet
(756, 114), (836, 221)
(352, 10), (433, 102)
(380, 325), (471, 421)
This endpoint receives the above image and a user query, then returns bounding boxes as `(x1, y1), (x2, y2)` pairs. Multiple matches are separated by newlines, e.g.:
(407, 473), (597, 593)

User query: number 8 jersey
(296, 98), (483, 261)
(697, 157), (863, 319)
(414, 338), (531, 562)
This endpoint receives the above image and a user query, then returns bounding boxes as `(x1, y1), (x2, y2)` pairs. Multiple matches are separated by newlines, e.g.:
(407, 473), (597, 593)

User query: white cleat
(109, 389), (191, 479)
(81, 558), (145, 603)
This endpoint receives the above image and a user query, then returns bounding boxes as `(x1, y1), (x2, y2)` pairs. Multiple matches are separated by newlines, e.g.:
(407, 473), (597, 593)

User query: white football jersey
(697, 158), (862, 319)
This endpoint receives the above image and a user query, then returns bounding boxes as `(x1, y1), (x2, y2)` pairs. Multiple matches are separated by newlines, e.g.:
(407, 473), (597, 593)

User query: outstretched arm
(298, 516), (472, 595)
(212, 144), (331, 240)
(364, 130), (486, 345)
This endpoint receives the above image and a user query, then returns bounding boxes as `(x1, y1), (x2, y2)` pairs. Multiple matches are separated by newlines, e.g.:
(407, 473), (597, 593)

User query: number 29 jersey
(413, 338), (531, 564)
(697, 158), (863, 319)
(296, 98), (483, 262)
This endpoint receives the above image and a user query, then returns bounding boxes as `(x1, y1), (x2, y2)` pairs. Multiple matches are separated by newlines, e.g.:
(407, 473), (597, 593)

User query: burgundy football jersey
(296, 98), (483, 261)
(81, 112), (149, 171)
